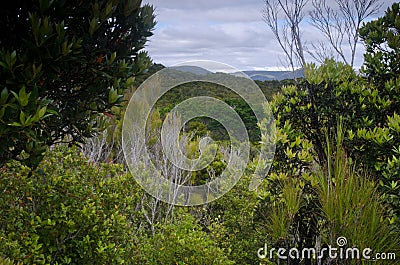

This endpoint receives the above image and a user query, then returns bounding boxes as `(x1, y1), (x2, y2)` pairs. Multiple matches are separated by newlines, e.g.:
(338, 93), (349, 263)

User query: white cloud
(143, 0), (394, 70)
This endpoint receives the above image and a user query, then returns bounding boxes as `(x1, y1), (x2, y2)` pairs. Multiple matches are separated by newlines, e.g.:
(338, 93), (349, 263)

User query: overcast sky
(142, 0), (395, 71)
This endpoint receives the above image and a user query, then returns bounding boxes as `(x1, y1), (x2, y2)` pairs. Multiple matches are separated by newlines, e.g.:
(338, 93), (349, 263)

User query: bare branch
(310, 0), (382, 67)
(307, 41), (336, 64)
(262, 0), (308, 72)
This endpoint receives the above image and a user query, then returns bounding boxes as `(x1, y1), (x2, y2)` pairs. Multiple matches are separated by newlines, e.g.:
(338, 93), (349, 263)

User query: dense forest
(0, 1), (399, 264)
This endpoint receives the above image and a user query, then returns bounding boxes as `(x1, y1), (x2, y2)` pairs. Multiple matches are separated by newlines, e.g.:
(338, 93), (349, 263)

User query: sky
(142, 0), (395, 71)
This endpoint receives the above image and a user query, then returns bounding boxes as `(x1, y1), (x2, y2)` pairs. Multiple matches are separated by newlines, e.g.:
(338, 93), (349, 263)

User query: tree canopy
(0, 0), (155, 167)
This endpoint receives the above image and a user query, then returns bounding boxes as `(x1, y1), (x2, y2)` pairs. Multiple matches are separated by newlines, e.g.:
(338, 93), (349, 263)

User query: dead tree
(309, 0), (382, 67)
(262, 0), (308, 72)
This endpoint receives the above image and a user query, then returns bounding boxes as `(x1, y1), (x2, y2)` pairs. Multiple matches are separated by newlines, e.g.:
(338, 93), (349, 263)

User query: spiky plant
(315, 123), (399, 264)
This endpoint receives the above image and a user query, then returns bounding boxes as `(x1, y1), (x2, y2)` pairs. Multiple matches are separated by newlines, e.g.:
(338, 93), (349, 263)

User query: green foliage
(257, 169), (320, 264)
(191, 174), (266, 265)
(315, 128), (399, 262)
(255, 79), (285, 100)
(0, 0), (156, 167)
(2, 3), (400, 265)
(259, 10), (400, 258)
(272, 60), (359, 167)
(360, 2), (400, 85)
(187, 141), (228, 186)
(269, 58), (400, 221)
(258, 125), (399, 264)
(83, 64), (283, 165)
(0, 258), (23, 265)
(133, 212), (234, 265)
(264, 179), (304, 241)
(358, 3), (400, 218)
(0, 146), (143, 264)
(149, 70), (282, 142)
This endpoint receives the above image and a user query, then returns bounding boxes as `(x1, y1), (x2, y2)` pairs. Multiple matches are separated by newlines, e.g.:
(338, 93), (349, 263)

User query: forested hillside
(0, 1), (399, 265)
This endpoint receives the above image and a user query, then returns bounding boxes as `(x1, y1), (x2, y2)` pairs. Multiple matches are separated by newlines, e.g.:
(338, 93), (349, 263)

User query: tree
(358, 2), (400, 220)
(262, 0), (308, 72)
(258, 7), (400, 253)
(263, 0), (383, 69)
(0, 0), (156, 167)
(268, 57), (400, 217)
(310, 0), (382, 67)
(359, 2), (400, 85)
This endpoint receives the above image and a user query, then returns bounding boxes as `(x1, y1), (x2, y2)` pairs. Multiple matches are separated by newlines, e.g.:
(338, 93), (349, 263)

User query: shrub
(314, 129), (399, 264)
(259, 125), (399, 264)
(0, 257), (23, 265)
(268, 58), (400, 221)
(0, 146), (143, 264)
(133, 212), (234, 265)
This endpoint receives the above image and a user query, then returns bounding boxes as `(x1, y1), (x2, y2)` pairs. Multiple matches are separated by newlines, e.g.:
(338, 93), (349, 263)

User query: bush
(0, 257), (23, 265)
(314, 129), (399, 263)
(194, 174), (266, 265)
(133, 212), (234, 265)
(268, 59), (400, 221)
(0, 146), (142, 264)
(258, 125), (399, 264)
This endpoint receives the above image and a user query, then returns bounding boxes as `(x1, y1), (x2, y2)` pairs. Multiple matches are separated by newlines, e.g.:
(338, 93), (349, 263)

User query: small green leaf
(1, 87), (9, 104)
(9, 121), (22, 127)
(25, 115), (34, 126)
(46, 109), (58, 115)
(125, 76), (135, 87)
(10, 51), (17, 68)
(19, 86), (30, 107)
(20, 111), (26, 125)
(89, 17), (99, 36)
(10, 90), (18, 101)
(108, 87), (118, 104)
(108, 52), (117, 64)
(38, 106), (47, 119)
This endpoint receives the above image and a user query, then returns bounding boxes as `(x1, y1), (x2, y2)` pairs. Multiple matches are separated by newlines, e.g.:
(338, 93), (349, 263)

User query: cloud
(143, 0), (393, 70)
(147, 0), (261, 11)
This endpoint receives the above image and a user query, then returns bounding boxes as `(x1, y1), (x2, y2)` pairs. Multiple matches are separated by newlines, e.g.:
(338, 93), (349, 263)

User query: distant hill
(169, 66), (304, 81)
(240, 69), (304, 81)
(141, 64), (302, 82)
(170, 65), (212, 75)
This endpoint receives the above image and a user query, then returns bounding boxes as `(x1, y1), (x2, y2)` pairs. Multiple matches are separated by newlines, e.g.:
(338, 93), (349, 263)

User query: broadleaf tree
(257, 5), (400, 260)
(0, 0), (156, 167)
(258, 6), (400, 254)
